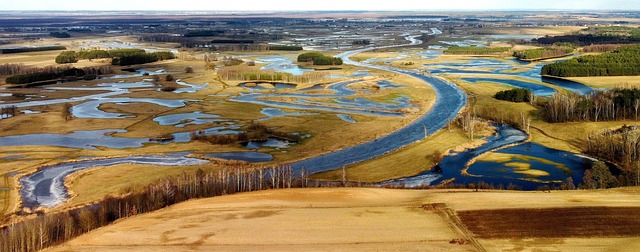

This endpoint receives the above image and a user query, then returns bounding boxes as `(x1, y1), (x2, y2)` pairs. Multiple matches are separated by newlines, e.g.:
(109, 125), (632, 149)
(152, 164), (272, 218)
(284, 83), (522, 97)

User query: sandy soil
(48, 187), (640, 252)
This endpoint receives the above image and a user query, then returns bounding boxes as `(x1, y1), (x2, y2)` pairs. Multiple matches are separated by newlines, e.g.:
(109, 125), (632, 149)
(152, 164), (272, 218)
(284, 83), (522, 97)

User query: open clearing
(49, 187), (640, 252)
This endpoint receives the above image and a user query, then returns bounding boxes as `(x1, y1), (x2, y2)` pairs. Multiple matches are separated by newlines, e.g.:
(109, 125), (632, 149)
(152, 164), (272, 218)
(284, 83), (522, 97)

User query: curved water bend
(290, 34), (467, 174)
(383, 124), (528, 187)
(20, 155), (209, 208)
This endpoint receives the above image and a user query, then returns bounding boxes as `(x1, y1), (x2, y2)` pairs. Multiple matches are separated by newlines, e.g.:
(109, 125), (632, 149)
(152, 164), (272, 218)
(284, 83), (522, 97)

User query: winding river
(18, 31), (470, 208)
(289, 34), (467, 174)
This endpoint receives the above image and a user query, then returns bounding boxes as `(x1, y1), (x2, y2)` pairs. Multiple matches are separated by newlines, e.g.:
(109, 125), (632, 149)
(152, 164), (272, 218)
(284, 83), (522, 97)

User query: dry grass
(566, 76), (640, 89)
(63, 163), (214, 208)
(48, 188), (472, 252)
(47, 187), (640, 252)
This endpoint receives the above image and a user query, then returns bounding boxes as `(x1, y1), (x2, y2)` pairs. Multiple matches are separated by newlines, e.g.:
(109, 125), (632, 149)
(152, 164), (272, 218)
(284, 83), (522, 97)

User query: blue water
(337, 114), (357, 123)
(205, 152), (273, 162)
(425, 58), (595, 95)
(383, 124), (590, 190)
(289, 35), (467, 174)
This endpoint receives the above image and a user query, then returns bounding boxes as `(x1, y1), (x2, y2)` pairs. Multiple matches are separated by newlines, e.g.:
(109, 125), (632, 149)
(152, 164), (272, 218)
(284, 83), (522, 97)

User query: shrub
(55, 51), (78, 64)
(493, 88), (532, 102)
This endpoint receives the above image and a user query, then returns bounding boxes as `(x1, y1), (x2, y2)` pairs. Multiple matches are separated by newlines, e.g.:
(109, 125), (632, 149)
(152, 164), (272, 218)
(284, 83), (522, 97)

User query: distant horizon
(2, 0), (640, 12)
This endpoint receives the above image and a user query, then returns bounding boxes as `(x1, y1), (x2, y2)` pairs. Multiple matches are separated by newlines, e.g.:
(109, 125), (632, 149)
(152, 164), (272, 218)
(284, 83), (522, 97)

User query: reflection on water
(205, 152), (273, 162)
(243, 137), (293, 149)
(257, 55), (312, 75)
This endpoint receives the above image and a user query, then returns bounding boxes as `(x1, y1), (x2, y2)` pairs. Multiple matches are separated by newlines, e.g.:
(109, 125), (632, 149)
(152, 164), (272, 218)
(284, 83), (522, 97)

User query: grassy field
(567, 76), (640, 89)
(48, 187), (640, 252)
(63, 163), (215, 208)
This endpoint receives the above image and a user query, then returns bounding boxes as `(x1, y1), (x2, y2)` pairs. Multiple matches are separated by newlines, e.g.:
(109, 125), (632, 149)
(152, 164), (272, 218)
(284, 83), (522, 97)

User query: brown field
(459, 207), (640, 239)
(47, 187), (640, 252)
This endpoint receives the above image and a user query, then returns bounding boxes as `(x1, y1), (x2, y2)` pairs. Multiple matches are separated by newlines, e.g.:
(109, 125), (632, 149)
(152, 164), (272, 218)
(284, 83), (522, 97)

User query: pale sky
(0, 0), (638, 11)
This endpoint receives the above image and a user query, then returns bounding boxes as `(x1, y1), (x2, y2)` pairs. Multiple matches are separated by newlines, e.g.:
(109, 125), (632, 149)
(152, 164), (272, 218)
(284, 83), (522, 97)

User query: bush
(185, 66), (194, 73)
(55, 51), (78, 64)
(160, 86), (177, 92)
(165, 74), (174, 81)
(493, 88), (532, 102)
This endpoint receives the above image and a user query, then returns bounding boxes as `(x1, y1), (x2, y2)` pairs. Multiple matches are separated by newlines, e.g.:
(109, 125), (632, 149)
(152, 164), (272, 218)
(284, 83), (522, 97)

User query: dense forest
(541, 88), (640, 123)
(541, 45), (640, 77)
(4, 65), (113, 84)
(513, 47), (573, 60)
(534, 26), (640, 45)
(443, 45), (510, 55)
(297, 52), (343, 65)
(493, 88), (533, 102)
(0, 46), (66, 54)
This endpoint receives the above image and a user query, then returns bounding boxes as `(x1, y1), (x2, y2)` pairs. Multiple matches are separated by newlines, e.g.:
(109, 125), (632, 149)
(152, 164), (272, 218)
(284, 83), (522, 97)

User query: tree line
(49, 32), (71, 38)
(53, 49), (175, 66)
(0, 46), (66, 54)
(297, 52), (343, 66)
(443, 45), (510, 55)
(541, 45), (640, 77)
(513, 47), (572, 60)
(267, 45), (303, 51)
(5, 65), (114, 85)
(218, 67), (328, 83)
(581, 44), (624, 53)
(533, 34), (640, 45)
(0, 105), (17, 119)
(541, 88), (640, 123)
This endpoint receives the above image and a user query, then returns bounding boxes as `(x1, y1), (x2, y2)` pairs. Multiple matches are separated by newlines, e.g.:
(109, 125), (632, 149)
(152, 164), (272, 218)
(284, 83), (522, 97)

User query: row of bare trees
(218, 67), (328, 84)
(0, 165), (314, 252)
(1, 106), (17, 119)
(542, 89), (640, 123)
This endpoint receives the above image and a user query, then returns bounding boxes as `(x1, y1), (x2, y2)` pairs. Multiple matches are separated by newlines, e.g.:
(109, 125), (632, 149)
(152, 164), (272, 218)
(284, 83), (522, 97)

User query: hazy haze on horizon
(1, 0), (639, 11)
